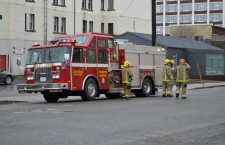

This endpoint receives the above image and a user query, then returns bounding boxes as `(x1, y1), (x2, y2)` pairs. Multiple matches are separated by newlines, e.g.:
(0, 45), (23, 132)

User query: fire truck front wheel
(43, 93), (59, 103)
(81, 78), (98, 101)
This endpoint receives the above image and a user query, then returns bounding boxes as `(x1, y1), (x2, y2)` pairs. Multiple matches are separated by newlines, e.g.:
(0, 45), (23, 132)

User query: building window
(53, 0), (65, 6)
(88, 0), (92, 10)
(180, 4), (192, 12)
(210, 14), (222, 22)
(156, 26), (163, 34)
(166, 4), (177, 12)
(108, 0), (114, 11)
(156, 5), (163, 13)
(25, 13), (35, 31)
(206, 54), (225, 75)
(82, 0), (86, 9)
(54, 17), (59, 32)
(180, 14), (191, 23)
(194, 36), (203, 41)
(195, 3), (206, 11)
(166, 15), (177, 23)
(210, 2), (222, 10)
(61, 17), (66, 33)
(89, 21), (93, 32)
(156, 16), (163, 23)
(101, 23), (104, 33)
(194, 14), (207, 22)
(108, 23), (113, 34)
(25, 0), (35, 2)
(101, 0), (105, 10)
(83, 20), (87, 33)
(0, 15), (2, 20)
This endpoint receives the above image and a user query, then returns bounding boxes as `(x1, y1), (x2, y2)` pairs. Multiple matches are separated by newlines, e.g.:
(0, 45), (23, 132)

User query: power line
(114, 0), (135, 24)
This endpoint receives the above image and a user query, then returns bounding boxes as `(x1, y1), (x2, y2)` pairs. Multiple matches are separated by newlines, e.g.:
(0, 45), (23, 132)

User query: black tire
(142, 78), (153, 97)
(81, 78), (98, 101)
(5, 76), (12, 85)
(43, 93), (59, 103)
(134, 78), (153, 97)
(105, 93), (121, 99)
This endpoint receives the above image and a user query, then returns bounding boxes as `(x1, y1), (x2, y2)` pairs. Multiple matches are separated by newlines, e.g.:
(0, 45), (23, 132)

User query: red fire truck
(17, 32), (165, 102)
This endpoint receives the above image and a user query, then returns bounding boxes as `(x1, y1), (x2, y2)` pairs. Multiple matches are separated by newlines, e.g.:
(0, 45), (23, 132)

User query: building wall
(169, 25), (212, 40)
(0, 0), (152, 75)
(156, 0), (225, 35)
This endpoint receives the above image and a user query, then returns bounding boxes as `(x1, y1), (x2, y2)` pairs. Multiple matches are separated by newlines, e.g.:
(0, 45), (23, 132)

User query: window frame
(25, 13), (35, 32)
(53, 0), (66, 7)
(61, 17), (66, 33)
(25, 0), (35, 3)
(83, 20), (87, 33)
(89, 21), (93, 32)
(108, 0), (115, 11)
(54, 16), (59, 33)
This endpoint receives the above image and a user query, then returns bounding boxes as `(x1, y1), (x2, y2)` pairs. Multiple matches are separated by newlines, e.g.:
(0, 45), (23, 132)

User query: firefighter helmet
(179, 59), (186, 64)
(164, 59), (170, 65)
(124, 61), (130, 68)
(170, 60), (175, 65)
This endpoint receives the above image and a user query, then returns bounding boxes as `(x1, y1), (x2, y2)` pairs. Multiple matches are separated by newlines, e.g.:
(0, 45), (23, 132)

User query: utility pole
(152, 0), (156, 46)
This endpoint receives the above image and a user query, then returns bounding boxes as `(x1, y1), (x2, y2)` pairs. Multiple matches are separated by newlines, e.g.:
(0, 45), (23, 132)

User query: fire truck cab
(17, 32), (165, 102)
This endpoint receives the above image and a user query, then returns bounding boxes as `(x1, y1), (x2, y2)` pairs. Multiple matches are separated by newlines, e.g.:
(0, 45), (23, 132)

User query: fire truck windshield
(26, 47), (71, 64)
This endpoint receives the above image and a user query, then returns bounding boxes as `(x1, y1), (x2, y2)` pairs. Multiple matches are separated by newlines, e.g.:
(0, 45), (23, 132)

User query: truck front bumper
(17, 83), (68, 93)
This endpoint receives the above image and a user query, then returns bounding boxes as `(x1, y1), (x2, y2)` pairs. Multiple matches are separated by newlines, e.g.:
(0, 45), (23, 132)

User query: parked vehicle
(0, 68), (14, 85)
(17, 32), (165, 102)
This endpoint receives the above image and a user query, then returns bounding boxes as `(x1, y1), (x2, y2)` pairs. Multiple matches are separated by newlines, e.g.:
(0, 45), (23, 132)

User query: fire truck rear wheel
(81, 78), (98, 101)
(134, 78), (152, 97)
(142, 78), (153, 97)
(43, 93), (59, 103)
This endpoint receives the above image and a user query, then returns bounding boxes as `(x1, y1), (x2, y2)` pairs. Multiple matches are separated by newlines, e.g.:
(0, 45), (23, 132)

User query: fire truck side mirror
(17, 58), (21, 66)
(64, 54), (70, 63)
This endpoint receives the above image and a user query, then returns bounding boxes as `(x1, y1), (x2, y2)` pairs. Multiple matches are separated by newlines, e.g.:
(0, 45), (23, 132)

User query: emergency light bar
(58, 39), (76, 43)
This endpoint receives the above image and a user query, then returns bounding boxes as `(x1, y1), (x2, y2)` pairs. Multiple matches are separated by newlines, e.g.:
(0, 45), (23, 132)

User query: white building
(156, 0), (225, 35)
(0, 0), (152, 75)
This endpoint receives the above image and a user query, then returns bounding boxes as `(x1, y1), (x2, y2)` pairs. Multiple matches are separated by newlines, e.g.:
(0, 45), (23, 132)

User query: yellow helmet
(179, 59), (186, 64)
(124, 61), (130, 67)
(164, 59), (170, 65)
(170, 60), (175, 65)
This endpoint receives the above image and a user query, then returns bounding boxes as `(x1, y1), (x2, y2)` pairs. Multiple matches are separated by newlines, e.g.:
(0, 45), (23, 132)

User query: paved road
(0, 86), (225, 145)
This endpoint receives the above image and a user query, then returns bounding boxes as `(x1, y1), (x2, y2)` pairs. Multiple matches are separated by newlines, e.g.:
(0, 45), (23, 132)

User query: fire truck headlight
(53, 74), (60, 79)
(27, 76), (34, 80)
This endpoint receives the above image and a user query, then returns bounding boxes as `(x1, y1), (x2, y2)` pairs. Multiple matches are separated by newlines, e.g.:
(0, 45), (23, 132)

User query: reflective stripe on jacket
(162, 64), (173, 82)
(176, 63), (191, 82)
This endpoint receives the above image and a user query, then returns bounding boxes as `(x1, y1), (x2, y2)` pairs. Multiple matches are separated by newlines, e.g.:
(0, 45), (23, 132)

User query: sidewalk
(0, 78), (225, 103)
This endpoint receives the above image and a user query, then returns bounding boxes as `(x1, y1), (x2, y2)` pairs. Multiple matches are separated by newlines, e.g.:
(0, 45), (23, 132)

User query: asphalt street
(0, 84), (225, 145)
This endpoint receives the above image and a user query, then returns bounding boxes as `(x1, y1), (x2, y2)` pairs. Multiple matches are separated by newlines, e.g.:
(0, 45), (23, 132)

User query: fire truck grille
(34, 67), (52, 83)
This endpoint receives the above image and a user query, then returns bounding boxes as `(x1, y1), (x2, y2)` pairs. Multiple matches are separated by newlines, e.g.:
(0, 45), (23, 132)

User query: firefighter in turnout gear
(175, 59), (191, 99)
(162, 59), (173, 97)
(122, 61), (133, 99)
(169, 59), (175, 94)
